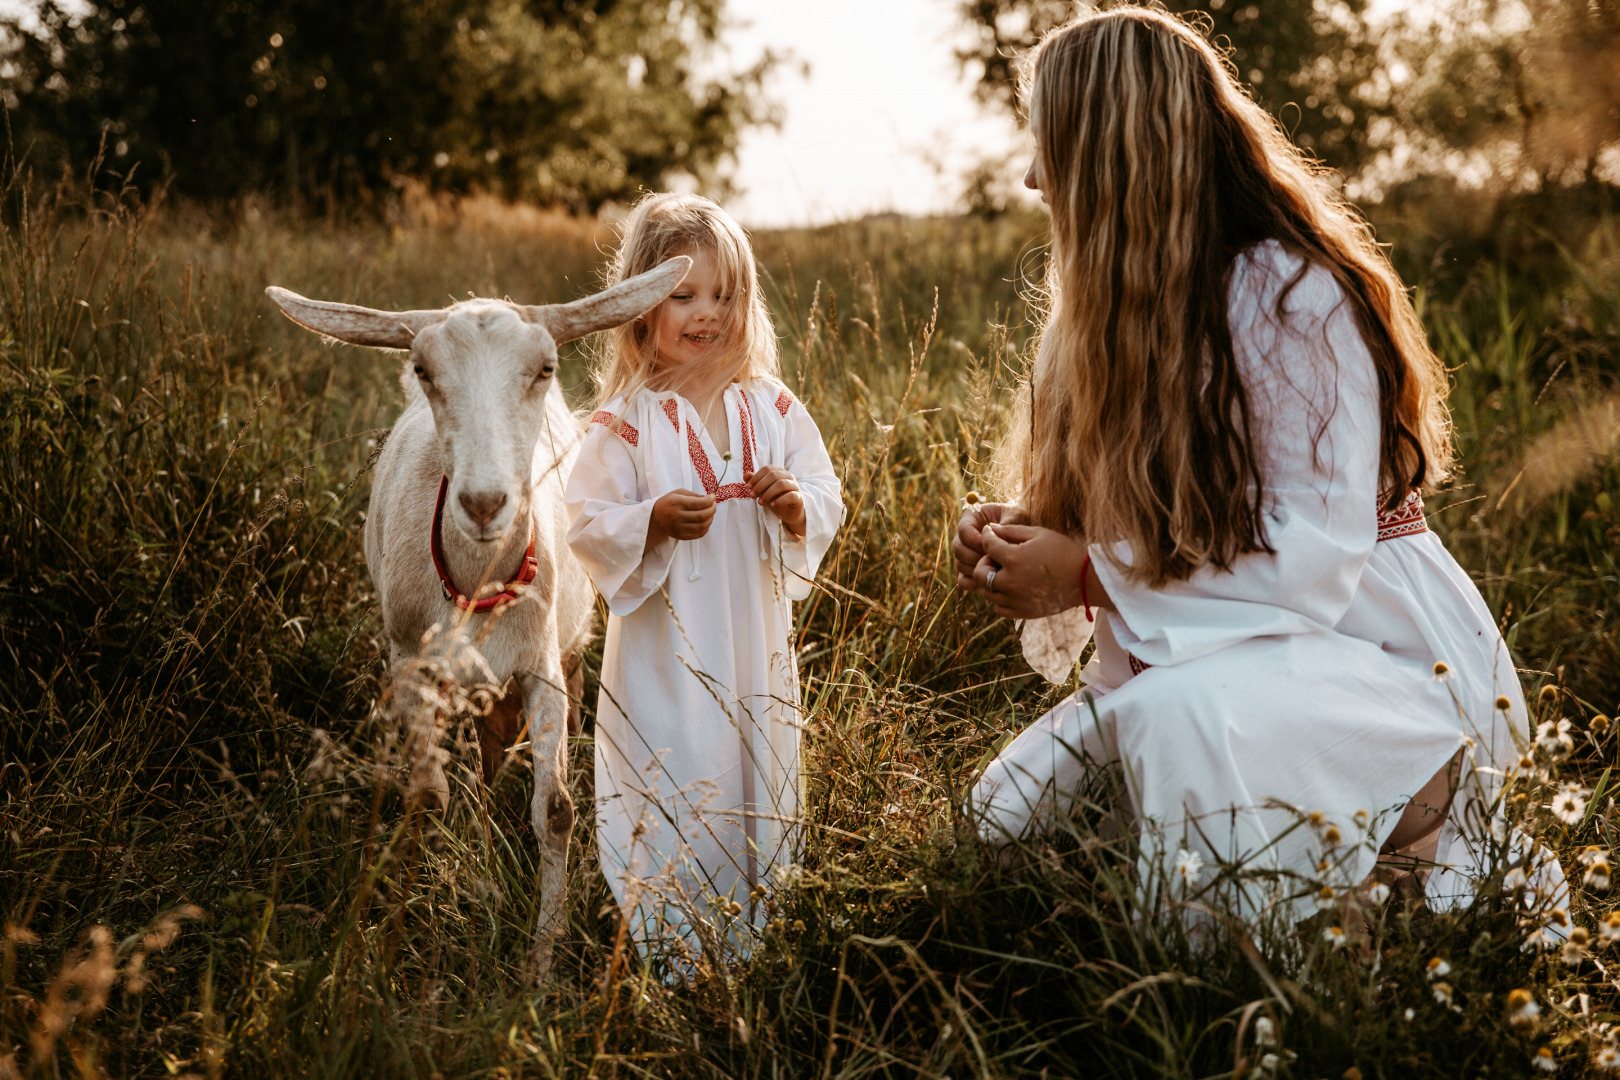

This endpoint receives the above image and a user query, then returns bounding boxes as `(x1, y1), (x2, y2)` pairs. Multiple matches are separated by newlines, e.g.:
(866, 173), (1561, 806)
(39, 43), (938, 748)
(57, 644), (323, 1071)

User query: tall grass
(2, 175), (1618, 1078)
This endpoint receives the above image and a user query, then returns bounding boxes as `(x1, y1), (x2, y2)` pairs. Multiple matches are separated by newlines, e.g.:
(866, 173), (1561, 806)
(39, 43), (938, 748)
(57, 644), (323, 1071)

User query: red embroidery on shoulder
(590, 410), (639, 446)
(1376, 489), (1428, 542)
(661, 398), (680, 430)
(1128, 654), (1151, 676)
(774, 389), (794, 417)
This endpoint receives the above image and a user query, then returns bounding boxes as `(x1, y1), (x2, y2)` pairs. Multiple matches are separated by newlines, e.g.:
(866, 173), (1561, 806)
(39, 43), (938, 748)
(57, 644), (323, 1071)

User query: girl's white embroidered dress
(976, 242), (1532, 916)
(565, 380), (841, 950)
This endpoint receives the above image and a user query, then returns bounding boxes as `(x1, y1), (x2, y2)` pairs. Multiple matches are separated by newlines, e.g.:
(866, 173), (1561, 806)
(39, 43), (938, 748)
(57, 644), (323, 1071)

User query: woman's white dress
(974, 241), (1531, 917)
(565, 380), (842, 955)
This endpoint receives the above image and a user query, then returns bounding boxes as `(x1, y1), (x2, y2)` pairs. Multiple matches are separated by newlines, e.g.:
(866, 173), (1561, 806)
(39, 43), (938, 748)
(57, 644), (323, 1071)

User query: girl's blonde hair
(592, 192), (777, 416)
(997, 7), (1454, 585)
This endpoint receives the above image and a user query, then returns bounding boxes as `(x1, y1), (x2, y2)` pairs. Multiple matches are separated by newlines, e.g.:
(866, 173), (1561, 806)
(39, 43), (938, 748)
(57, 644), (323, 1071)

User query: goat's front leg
(520, 659), (573, 981)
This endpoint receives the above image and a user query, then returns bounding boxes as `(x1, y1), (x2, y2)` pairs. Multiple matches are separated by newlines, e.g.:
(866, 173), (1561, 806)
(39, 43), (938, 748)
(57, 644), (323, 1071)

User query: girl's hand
(746, 467), (806, 536)
(953, 503), (1028, 585)
(971, 523), (1104, 620)
(648, 489), (716, 550)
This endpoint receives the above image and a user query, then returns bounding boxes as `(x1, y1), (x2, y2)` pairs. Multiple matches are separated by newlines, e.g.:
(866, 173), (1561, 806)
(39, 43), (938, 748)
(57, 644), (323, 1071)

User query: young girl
(564, 193), (842, 959)
(953, 9), (1534, 918)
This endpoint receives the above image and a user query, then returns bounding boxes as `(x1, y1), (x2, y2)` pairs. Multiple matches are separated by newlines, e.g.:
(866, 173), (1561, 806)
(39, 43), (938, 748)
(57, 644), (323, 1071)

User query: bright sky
(717, 0), (1029, 228)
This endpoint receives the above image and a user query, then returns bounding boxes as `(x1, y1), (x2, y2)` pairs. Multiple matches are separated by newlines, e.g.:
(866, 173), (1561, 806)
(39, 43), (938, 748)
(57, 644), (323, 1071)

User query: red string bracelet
(1080, 550), (1095, 621)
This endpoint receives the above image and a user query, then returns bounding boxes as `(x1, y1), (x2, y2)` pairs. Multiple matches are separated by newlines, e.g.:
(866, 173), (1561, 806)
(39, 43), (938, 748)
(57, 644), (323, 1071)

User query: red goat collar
(430, 475), (537, 613)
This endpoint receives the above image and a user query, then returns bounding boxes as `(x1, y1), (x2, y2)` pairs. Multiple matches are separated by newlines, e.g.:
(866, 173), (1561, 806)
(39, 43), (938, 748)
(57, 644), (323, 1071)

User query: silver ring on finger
(985, 568), (997, 594)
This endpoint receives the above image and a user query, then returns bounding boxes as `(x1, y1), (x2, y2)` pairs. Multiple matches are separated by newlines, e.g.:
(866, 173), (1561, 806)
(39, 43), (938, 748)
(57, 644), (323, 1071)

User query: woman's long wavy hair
(996, 7), (1453, 585)
(592, 192), (778, 418)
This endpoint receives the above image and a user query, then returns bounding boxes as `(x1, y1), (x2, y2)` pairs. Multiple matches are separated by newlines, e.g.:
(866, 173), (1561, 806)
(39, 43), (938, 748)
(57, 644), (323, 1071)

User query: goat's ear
(265, 286), (446, 349)
(530, 255), (693, 345)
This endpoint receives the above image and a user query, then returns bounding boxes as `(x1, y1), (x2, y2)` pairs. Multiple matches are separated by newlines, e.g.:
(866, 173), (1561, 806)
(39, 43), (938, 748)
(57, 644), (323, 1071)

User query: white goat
(265, 256), (691, 975)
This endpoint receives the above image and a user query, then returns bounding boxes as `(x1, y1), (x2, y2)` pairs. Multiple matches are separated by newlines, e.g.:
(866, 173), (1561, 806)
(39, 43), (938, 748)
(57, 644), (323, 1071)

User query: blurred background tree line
(0, 0), (1616, 234)
(0, 0), (777, 211)
(957, 0), (1620, 279)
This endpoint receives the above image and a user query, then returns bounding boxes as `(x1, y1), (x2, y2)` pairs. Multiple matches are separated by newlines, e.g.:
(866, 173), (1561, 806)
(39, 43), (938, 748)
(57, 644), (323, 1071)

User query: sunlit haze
(718, 0), (1029, 228)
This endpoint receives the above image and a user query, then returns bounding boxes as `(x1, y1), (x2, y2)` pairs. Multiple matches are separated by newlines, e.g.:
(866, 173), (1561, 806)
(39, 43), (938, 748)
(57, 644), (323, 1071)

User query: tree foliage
(0, 0), (777, 210)
(1379, 0), (1620, 190)
(957, 0), (1383, 172)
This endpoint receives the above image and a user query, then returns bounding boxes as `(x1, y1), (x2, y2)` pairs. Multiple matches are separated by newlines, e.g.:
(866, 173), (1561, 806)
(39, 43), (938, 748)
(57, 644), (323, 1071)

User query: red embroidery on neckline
(590, 410), (639, 446)
(774, 389), (793, 417)
(737, 391), (758, 475)
(686, 421), (719, 492)
(1376, 489), (1428, 542)
(666, 393), (761, 503)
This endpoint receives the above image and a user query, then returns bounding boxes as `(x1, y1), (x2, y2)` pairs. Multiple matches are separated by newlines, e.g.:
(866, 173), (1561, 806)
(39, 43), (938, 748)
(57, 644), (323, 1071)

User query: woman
(954, 8), (1528, 917)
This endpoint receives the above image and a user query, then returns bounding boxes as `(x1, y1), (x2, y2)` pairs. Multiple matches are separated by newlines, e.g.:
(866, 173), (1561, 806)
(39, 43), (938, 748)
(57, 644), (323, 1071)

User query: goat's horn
(530, 255), (693, 345)
(265, 287), (446, 349)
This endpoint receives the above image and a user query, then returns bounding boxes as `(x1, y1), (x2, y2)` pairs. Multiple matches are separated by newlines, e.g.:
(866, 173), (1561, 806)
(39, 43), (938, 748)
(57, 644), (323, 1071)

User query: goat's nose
(458, 489), (509, 529)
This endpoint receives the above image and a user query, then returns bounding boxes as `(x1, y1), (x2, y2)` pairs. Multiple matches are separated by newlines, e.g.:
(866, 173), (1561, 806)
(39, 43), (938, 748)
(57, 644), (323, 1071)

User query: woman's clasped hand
(953, 504), (1098, 621)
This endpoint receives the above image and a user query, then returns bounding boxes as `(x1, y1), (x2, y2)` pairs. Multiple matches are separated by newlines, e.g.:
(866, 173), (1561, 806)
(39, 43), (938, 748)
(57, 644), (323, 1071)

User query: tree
(1378, 0), (1620, 192)
(0, 0), (777, 210)
(956, 0), (1384, 174)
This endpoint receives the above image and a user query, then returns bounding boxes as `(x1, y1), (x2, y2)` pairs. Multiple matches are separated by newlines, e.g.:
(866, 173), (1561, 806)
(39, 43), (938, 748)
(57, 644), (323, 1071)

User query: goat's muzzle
(459, 489), (510, 534)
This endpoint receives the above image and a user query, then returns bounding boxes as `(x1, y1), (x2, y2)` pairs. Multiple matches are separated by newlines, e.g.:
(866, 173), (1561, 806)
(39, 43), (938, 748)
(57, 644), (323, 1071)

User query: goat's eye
(413, 364), (431, 382)
(533, 363), (556, 384)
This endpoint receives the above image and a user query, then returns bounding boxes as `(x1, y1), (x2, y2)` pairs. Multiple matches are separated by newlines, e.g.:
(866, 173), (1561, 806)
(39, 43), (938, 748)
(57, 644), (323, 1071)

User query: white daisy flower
(1509, 989), (1541, 1032)
(1531, 1046), (1558, 1072)
(1551, 782), (1590, 825)
(1323, 925), (1348, 950)
(1432, 660), (1454, 682)
(1425, 957), (1451, 981)
(1600, 912), (1620, 942)
(1586, 860), (1611, 892)
(1174, 847), (1204, 888)
(1253, 1015), (1276, 1048)
(1537, 718), (1575, 756)
(1596, 1043), (1620, 1070)
(1315, 884), (1339, 914)
(1504, 865), (1529, 890)
(1565, 927), (1592, 966)
(1431, 980), (1454, 1007)
(1367, 882), (1391, 906)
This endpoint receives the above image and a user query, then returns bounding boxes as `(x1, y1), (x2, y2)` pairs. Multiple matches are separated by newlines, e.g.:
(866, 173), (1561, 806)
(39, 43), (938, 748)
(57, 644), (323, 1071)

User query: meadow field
(2, 174), (1619, 1078)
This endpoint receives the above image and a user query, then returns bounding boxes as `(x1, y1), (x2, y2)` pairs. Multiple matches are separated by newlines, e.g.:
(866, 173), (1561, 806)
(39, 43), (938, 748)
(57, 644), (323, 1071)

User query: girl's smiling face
(651, 246), (730, 370)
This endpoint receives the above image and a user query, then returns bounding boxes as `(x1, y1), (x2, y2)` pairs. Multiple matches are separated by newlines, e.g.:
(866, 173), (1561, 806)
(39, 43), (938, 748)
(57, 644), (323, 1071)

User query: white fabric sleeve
(777, 397), (843, 601)
(1095, 251), (1383, 667)
(563, 422), (678, 616)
